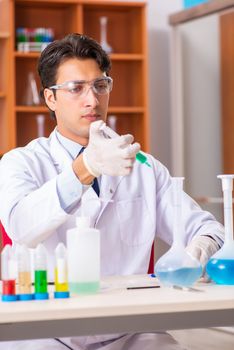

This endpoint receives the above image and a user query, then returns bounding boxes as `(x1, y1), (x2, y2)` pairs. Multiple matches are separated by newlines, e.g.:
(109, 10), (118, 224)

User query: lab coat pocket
(116, 197), (154, 246)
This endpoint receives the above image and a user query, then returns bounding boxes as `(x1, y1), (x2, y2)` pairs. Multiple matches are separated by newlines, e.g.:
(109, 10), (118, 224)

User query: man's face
(44, 58), (110, 145)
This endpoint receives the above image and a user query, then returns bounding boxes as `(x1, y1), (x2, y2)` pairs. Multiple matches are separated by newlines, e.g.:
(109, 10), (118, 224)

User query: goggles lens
(49, 77), (113, 97)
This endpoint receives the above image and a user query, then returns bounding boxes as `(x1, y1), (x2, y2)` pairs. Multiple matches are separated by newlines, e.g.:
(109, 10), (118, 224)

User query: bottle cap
(54, 291), (70, 299)
(2, 294), (18, 302)
(18, 293), (34, 301)
(76, 217), (90, 228)
(34, 292), (49, 300)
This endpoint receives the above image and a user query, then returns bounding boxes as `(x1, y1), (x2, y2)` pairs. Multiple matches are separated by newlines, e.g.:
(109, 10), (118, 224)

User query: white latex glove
(83, 120), (141, 177)
(186, 235), (220, 281)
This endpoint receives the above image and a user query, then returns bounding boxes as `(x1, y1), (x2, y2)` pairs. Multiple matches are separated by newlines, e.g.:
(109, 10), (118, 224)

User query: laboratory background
(0, 0), (234, 349)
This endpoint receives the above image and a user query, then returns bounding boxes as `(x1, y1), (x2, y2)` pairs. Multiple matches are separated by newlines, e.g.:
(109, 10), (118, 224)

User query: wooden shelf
(15, 106), (145, 114)
(14, 51), (42, 58)
(15, 105), (49, 113)
(0, 32), (10, 39)
(108, 107), (145, 114)
(110, 54), (144, 61)
(1, 0), (149, 152)
(14, 52), (145, 61)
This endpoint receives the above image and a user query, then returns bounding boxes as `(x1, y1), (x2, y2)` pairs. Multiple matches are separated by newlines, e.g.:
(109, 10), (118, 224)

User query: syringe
(100, 124), (151, 168)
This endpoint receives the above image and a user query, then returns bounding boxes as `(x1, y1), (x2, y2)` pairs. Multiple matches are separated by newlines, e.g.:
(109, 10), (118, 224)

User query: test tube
(34, 243), (49, 300)
(1, 245), (18, 301)
(100, 124), (151, 168)
(54, 243), (70, 298)
(17, 245), (33, 300)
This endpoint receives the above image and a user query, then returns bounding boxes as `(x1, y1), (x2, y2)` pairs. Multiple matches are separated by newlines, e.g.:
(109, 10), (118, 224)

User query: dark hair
(38, 33), (111, 118)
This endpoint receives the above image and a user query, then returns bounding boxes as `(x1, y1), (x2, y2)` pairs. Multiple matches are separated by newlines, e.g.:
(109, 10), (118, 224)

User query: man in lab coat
(0, 34), (224, 350)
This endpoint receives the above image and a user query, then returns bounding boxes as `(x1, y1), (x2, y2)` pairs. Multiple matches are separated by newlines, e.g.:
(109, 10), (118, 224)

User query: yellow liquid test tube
(54, 243), (70, 298)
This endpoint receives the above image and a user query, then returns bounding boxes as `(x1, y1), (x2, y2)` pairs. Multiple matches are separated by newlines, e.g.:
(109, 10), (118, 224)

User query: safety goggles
(49, 76), (113, 97)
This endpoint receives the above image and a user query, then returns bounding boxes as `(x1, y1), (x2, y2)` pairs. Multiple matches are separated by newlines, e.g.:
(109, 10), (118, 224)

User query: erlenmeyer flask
(206, 175), (234, 285)
(154, 177), (202, 287)
(99, 16), (113, 54)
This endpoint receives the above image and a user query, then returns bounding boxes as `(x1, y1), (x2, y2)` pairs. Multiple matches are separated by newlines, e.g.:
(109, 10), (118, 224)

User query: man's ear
(44, 88), (56, 111)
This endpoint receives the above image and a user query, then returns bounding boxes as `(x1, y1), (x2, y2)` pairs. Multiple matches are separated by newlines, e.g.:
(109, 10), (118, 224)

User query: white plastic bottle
(66, 217), (100, 294)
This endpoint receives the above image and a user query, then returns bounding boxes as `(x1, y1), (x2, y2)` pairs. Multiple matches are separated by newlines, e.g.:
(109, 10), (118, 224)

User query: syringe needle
(100, 124), (151, 168)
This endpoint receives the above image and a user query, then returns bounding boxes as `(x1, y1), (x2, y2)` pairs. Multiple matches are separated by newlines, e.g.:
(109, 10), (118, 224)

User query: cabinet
(0, 0), (149, 156)
(0, 0), (14, 155)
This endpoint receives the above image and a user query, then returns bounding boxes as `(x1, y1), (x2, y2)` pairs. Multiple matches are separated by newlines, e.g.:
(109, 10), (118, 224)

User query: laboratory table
(0, 274), (233, 341)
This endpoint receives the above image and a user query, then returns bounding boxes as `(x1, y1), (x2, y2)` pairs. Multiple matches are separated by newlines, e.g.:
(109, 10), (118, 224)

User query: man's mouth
(82, 114), (100, 122)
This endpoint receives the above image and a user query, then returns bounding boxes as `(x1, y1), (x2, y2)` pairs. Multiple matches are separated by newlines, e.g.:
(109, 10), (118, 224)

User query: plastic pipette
(100, 124), (151, 168)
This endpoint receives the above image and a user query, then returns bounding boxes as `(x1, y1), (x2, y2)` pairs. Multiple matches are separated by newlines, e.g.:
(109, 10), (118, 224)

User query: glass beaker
(206, 175), (234, 285)
(154, 177), (202, 287)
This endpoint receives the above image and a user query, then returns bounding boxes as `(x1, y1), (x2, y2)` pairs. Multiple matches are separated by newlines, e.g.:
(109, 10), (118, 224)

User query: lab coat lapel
(49, 130), (73, 172)
(95, 175), (123, 224)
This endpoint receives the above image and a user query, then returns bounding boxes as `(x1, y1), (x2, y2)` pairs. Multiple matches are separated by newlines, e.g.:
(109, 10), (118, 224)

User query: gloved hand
(186, 235), (220, 281)
(83, 120), (141, 177)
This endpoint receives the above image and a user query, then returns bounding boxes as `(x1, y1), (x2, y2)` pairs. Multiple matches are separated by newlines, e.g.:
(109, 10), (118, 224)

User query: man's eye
(68, 84), (84, 94)
(95, 82), (108, 90)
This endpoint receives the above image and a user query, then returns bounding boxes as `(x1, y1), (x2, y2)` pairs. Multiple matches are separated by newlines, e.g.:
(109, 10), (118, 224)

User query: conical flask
(99, 16), (113, 54)
(206, 175), (234, 285)
(154, 177), (202, 287)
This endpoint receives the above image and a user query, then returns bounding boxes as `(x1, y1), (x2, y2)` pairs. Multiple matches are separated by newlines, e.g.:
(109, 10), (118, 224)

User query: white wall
(147, 0), (183, 170)
(180, 15), (223, 221)
(118, 0), (183, 170)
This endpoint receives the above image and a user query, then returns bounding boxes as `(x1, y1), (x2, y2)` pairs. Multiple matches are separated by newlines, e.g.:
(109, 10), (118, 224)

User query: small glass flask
(154, 177), (202, 287)
(99, 16), (113, 54)
(206, 175), (234, 284)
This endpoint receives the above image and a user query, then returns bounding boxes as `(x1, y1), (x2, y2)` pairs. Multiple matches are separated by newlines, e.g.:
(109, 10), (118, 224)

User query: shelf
(0, 32), (10, 39)
(108, 107), (145, 114)
(15, 106), (145, 114)
(110, 54), (144, 61)
(14, 52), (145, 60)
(14, 51), (41, 58)
(15, 105), (49, 113)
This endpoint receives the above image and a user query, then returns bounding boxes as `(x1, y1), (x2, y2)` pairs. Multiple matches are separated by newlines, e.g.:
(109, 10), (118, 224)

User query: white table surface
(0, 274), (233, 341)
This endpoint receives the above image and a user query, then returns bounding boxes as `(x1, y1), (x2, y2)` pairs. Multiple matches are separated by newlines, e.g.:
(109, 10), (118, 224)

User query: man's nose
(83, 86), (99, 107)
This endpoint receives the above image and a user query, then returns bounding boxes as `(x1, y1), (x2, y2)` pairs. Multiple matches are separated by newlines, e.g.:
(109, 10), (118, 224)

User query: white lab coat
(0, 129), (224, 349)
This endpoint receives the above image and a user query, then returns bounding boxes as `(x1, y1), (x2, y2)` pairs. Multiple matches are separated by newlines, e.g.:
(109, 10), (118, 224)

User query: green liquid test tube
(100, 124), (152, 168)
(35, 270), (48, 293)
(34, 244), (49, 299)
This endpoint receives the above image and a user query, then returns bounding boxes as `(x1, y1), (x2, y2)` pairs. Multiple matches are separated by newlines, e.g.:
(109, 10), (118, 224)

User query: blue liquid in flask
(157, 266), (202, 287)
(206, 258), (234, 285)
(206, 175), (234, 285)
(155, 177), (202, 288)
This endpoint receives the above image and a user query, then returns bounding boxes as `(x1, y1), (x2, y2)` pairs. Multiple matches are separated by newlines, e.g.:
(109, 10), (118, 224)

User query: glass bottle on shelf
(99, 16), (113, 54)
(36, 114), (45, 137)
(24, 72), (40, 106)
(107, 115), (117, 132)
